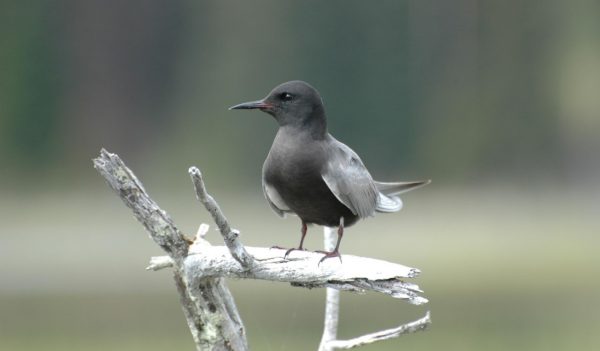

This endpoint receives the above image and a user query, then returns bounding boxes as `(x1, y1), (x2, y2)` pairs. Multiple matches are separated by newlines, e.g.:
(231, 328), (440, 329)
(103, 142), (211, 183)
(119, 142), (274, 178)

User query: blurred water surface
(1, 187), (598, 350)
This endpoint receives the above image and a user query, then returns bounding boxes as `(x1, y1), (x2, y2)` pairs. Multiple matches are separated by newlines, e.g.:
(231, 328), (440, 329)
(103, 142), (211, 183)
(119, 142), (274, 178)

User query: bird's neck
(281, 108), (328, 140)
(305, 113), (328, 139)
(281, 120), (327, 141)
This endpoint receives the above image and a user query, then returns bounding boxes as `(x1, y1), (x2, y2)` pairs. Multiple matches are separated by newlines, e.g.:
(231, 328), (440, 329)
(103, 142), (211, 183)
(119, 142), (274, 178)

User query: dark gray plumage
(230, 81), (429, 262)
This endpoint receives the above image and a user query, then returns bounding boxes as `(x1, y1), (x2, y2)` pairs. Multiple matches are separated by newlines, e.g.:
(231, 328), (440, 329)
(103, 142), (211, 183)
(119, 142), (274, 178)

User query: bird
(230, 81), (430, 263)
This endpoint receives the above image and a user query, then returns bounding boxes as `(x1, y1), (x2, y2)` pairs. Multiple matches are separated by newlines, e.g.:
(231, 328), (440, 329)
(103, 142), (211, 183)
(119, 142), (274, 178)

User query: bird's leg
(284, 221), (308, 258)
(298, 220), (308, 249)
(318, 217), (344, 264)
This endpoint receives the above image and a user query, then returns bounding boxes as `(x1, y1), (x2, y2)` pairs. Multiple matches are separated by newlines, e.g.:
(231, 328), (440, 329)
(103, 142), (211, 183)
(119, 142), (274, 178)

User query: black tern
(230, 81), (430, 263)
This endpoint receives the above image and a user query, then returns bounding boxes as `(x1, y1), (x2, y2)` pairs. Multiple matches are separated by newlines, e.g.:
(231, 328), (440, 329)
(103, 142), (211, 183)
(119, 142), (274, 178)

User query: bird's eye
(279, 92), (294, 101)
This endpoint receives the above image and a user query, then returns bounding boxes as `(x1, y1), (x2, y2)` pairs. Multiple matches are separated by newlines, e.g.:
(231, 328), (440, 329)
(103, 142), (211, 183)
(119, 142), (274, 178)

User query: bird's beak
(229, 99), (272, 111)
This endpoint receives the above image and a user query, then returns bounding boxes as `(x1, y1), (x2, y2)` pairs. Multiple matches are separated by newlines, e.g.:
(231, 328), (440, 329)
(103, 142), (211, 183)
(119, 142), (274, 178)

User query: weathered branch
(95, 148), (430, 350)
(94, 149), (248, 351)
(148, 244), (427, 305)
(326, 311), (431, 349)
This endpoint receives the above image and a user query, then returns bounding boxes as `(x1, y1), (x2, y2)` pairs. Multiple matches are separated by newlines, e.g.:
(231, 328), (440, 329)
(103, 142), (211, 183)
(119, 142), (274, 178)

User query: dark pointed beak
(229, 99), (272, 110)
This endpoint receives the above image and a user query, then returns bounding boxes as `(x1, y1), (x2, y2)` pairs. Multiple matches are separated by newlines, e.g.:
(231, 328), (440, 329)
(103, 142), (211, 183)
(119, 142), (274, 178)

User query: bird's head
(230, 81), (326, 129)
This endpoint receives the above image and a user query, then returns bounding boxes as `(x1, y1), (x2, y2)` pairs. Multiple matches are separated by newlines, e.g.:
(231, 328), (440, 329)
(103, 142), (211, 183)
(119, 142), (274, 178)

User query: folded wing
(321, 140), (378, 218)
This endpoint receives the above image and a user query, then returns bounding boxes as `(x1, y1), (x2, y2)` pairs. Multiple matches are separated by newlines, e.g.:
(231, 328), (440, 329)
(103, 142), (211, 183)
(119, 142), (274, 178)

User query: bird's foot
(316, 250), (342, 265)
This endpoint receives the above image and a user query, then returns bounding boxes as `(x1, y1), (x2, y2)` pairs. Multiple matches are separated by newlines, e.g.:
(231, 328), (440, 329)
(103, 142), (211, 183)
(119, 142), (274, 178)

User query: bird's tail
(374, 180), (431, 213)
(375, 180), (431, 196)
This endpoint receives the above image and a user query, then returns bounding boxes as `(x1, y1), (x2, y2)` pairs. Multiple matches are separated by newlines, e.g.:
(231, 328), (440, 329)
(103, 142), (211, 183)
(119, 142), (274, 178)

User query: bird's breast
(261, 132), (358, 226)
(264, 132), (324, 180)
(263, 148), (356, 226)
(263, 153), (323, 193)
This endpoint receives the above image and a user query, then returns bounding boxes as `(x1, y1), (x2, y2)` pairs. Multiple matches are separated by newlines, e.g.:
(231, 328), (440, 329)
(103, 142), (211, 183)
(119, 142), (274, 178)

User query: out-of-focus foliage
(1, 0), (598, 187)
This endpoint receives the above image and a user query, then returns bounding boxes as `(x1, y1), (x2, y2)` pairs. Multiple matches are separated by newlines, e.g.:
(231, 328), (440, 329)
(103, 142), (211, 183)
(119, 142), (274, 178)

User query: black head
(230, 81), (327, 131)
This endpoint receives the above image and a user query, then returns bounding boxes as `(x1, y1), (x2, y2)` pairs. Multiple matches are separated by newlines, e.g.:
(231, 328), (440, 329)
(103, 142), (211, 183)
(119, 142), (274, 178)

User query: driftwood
(94, 149), (430, 350)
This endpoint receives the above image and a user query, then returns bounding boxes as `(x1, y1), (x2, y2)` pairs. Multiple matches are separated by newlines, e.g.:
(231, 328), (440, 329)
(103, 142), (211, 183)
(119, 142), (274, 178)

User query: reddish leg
(284, 221), (308, 258)
(318, 217), (344, 265)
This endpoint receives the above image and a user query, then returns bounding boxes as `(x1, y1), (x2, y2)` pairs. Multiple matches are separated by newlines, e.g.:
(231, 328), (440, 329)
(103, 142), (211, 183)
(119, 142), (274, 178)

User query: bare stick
(319, 226), (341, 351)
(189, 166), (255, 268)
(327, 312), (431, 349)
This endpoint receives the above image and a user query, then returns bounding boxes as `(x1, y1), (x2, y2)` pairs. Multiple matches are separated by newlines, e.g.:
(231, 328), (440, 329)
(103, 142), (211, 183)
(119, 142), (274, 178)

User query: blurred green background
(1, 1), (599, 350)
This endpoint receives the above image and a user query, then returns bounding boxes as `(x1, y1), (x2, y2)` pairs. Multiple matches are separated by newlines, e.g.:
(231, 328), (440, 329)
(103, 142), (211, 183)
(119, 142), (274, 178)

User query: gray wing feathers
(321, 142), (378, 218)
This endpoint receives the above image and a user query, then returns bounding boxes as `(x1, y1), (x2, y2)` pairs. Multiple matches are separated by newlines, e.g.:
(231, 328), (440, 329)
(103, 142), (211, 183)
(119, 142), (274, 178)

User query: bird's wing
(262, 180), (288, 218)
(321, 139), (378, 218)
(375, 180), (431, 196)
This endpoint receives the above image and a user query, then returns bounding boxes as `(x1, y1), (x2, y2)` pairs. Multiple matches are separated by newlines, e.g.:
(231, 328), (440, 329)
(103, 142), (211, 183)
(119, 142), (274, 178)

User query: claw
(317, 217), (344, 266)
(284, 247), (306, 259)
(318, 250), (342, 265)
